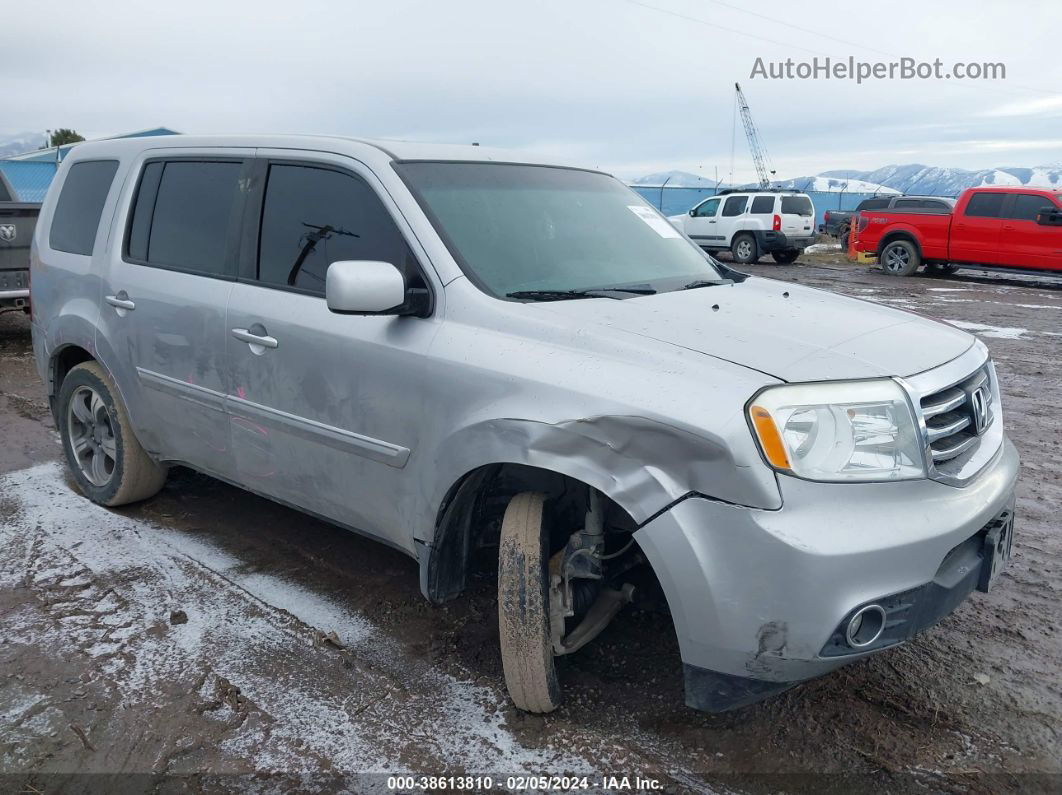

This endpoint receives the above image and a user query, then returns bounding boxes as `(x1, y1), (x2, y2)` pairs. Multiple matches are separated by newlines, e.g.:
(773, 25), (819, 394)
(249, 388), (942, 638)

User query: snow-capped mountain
(0, 132), (47, 159)
(630, 170), (721, 188)
(632, 163), (1062, 196)
(630, 169), (896, 193)
(771, 175), (899, 194)
(817, 164), (1062, 196)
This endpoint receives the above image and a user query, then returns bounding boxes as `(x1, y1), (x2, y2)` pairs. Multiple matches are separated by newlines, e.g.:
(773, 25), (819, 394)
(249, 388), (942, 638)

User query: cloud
(2, 0), (1061, 179)
(981, 96), (1062, 118)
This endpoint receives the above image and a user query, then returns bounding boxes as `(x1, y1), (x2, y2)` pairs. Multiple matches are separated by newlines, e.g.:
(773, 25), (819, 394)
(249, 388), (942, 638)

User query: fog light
(845, 604), (886, 648)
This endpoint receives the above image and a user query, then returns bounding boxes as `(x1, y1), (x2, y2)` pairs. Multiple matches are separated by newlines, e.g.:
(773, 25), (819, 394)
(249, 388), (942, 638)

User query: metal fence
(629, 185), (886, 229)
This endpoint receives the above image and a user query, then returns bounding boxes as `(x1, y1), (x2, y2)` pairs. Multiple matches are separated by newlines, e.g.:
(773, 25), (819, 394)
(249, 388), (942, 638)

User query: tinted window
(722, 196), (747, 217)
(692, 198), (720, 217)
(0, 177), (11, 202)
(858, 198), (890, 210)
(49, 160), (119, 255)
(258, 164), (419, 293)
(781, 196), (813, 216)
(136, 161), (243, 274)
(750, 196), (775, 214)
(965, 193), (1006, 218)
(894, 198), (924, 208)
(1008, 193), (1056, 221)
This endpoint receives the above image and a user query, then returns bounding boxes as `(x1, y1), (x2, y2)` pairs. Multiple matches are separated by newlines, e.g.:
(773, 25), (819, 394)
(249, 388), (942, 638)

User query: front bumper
(634, 437), (1020, 712)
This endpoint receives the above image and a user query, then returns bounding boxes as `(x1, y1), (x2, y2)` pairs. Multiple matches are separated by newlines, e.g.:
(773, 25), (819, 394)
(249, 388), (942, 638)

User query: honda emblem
(970, 386), (990, 434)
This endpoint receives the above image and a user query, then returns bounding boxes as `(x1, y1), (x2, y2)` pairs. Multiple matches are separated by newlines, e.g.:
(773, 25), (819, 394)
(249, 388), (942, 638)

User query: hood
(535, 277), (974, 382)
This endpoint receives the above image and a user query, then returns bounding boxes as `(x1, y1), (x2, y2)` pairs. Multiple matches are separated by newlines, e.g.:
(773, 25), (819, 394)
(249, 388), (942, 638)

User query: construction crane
(734, 82), (776, 189)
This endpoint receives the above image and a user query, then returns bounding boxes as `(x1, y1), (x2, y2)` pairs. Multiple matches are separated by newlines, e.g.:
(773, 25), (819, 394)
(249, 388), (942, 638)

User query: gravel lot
(1, 255), (1059, 793)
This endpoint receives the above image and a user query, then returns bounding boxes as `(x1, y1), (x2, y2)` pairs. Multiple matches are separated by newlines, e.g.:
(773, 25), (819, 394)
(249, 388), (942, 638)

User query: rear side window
(964, 193), (1006, 218)
(858, 198), (890, 211)
(780, 196), (813, 216)
(49, 160), (119, 255)
(1008, 194), (1056, 221)
(750, 196), (775, 214)
(894, 198), (924, 208)
(257, 164), (420, 294)
(721, 196), (747, 217)
(126, 160), (243, 275)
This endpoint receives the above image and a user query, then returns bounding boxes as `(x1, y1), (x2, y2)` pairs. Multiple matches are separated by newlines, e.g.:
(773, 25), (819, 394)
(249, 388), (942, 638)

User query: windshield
(395, 162), (724, 299)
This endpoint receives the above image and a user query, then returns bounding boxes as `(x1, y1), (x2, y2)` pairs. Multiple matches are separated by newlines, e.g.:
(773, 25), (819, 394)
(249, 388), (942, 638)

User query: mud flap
(683, 663), (799, 713)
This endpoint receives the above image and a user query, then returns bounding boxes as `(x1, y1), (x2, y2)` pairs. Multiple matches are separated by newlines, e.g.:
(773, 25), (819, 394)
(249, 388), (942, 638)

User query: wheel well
(424, 464), (637, 604)
(877, 232), (921, 259)
(51, 345), (94, 396)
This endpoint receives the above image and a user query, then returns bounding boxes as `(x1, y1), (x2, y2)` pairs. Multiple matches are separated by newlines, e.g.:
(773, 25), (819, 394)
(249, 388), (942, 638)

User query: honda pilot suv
(30, 135), (1018, 714)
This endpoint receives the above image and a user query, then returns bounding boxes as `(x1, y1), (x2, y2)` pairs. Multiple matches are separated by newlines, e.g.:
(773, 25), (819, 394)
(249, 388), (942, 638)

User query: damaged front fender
(425, 413), (781, 534)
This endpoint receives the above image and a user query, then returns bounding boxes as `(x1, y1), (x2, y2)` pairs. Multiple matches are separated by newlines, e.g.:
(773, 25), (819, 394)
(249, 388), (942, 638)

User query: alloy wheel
(883, 246), (910, 273)
(67, 386), (117, 487)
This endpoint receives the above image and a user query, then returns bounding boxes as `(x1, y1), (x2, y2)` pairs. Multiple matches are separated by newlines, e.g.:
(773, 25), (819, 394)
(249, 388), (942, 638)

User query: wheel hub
(67, 386), (117, 487)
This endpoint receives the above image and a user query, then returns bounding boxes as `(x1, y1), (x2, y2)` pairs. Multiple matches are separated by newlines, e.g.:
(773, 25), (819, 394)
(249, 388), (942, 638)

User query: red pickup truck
(854, 186), (1062, 276)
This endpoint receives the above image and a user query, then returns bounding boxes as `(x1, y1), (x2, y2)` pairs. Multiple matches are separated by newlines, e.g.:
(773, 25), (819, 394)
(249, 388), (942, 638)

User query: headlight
(747, 379), (926, 482)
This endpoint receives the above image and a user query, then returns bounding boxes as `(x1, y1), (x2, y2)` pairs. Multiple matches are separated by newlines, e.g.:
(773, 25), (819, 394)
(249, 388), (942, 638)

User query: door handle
(232, 327), (279, 349)
(105, 292), (135, 311)
(1003, 225), (1015, 231)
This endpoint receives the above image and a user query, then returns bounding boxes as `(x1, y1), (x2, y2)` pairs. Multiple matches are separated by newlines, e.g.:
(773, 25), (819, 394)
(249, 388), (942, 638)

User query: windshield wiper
(681, 279), (733, 291)
(506, 286), (656, 301)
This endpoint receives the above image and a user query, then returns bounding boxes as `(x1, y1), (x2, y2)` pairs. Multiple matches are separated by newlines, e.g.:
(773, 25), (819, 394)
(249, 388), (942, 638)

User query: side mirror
(326, 261), (429, 317)
(1036, 207), (1062, 226)
(689, 208), (696, 216)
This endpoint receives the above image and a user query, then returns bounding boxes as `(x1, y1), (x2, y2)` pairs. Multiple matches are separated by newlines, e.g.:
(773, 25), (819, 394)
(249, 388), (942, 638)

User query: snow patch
(944, 320), (1029, 340)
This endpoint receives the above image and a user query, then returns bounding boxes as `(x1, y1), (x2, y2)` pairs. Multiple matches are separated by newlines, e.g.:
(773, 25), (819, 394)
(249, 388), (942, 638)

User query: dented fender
(422, 412), (782, 535)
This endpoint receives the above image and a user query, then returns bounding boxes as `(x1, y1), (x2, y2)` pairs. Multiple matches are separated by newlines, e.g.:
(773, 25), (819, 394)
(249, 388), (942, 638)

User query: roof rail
(717, 187), (802, 195)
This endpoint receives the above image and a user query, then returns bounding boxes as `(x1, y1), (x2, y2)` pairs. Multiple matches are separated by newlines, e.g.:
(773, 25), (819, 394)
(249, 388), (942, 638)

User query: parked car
(855, 186), (1062, 276)
(822, 195), (955, 249)
(31, 136), (1018, 715)
(668, 189), (815, 264)
(0, 170), (40, 313)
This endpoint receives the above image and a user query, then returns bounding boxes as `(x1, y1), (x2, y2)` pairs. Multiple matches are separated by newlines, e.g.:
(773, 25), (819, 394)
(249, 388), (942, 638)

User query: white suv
(669, 190), (816, 264)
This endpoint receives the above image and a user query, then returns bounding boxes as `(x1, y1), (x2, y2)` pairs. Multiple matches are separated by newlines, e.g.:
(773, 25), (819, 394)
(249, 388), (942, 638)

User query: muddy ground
(1, 255), (1059, 794)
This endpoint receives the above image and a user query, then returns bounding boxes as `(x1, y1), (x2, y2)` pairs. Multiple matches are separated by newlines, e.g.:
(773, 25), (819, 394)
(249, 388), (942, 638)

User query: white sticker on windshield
(628, 205), (681, 238)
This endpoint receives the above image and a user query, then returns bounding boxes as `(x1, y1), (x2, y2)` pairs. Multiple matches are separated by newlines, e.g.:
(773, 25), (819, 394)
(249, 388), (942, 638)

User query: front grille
(919, 366), (993, 467)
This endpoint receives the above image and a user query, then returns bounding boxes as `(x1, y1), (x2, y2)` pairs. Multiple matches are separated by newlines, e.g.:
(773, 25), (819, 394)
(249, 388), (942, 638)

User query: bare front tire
(880, 240), (921, 276)
(771, 249), (800, 264)
(498, 492), (562, 713)
(58, 361), (167, 506)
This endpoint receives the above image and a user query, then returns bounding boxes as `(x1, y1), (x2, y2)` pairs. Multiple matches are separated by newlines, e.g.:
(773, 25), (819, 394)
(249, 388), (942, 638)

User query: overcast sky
(3, 0), (1061, 182)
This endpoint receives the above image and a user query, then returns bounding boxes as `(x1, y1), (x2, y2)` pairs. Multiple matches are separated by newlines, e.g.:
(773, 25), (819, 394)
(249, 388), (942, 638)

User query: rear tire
(58, 361), (167, 506)
(498, 492), (562, 714)
(771, 249), (800, 265)
(880, 239), (920, 276)
(731, 234), (759, 264)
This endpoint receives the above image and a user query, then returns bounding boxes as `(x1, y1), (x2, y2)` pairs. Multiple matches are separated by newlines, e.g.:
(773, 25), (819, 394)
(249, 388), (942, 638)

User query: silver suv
(30, 135), (1019, 714)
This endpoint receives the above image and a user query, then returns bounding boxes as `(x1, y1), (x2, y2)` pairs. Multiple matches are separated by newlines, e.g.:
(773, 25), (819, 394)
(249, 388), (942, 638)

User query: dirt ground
(1, 254), (1060, 794)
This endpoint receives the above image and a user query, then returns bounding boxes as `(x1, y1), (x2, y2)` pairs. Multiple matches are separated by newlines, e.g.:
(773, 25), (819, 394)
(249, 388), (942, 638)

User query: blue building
(0, 127), (180, 202)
